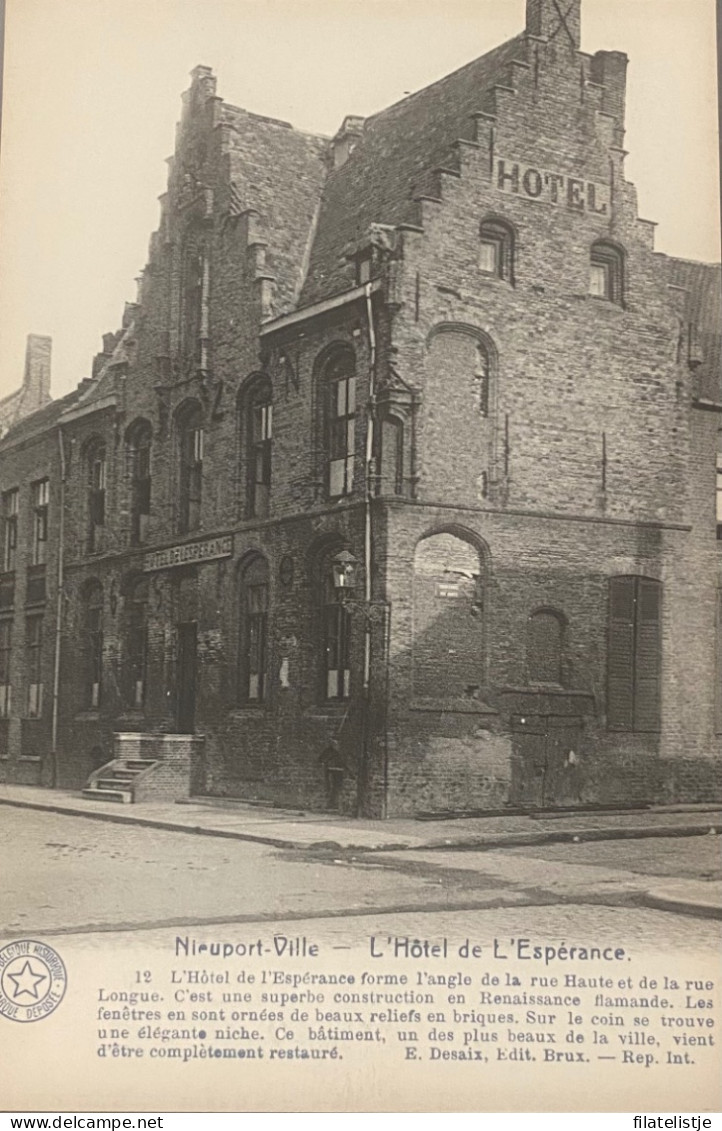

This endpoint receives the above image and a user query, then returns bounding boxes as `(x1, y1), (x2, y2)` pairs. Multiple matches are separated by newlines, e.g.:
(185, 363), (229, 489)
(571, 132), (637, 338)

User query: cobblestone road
(2, 809), (720, 945)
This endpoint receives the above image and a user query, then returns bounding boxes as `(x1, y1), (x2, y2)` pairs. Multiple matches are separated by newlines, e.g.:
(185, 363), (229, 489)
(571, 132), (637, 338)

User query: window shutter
(633, 578), (661, 732)
(607, 576), (635, 730)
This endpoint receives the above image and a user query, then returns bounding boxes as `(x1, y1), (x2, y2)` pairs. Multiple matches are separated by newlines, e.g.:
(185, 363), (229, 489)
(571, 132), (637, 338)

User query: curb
(641, 890), (722, 921)
(0, 795), (718, 854)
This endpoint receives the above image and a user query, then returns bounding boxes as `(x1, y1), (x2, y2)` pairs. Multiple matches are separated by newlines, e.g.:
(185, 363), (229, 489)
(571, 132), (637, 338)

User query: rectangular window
(607, 576), (661, 732)
(31, 479), (49, 566)
(87, 607), (103, 709)
(328, 375), (356, 497)
(716, 455), (722, 539)
(180, 426), (203, 533)
(131, 442), (151, 545)
(251, 403), (272, 519)
(126, 610), (147, 709)
(479, 239), (499, 274)
(88, 451), (106, 553)
(2, 489), (19, 573)
(324, 603), (351, 700)
(246, 583), (268, 701)
(589, 263), (608, 298)
(0, 619), (12, 717)
(25, 615), (43, 717)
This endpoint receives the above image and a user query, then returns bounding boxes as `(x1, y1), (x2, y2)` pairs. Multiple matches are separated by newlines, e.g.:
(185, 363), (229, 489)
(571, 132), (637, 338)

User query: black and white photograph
(0, 0), (720, 1115)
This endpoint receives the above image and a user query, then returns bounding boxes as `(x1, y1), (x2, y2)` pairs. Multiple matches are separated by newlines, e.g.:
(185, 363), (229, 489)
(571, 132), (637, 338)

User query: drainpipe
(356, 283), (377, 817)
(363, 281), (376, 685)
(51, 426), (66, 788)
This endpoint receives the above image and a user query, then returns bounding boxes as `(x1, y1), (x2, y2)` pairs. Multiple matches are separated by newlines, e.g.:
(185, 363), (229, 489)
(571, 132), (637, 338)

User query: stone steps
(82, 757), (159, 803)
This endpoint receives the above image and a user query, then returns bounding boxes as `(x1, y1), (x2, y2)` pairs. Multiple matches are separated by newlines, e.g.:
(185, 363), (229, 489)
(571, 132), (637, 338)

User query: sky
(0, 0), (719, 400)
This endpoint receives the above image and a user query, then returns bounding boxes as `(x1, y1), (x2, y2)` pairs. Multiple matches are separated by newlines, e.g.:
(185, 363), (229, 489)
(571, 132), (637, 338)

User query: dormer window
(590, 240), (624, 304)
(478, 219), (514, 282)
(357, 253), (372, 286)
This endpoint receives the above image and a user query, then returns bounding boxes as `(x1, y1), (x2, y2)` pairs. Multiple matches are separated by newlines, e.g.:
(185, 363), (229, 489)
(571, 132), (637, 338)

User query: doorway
(510, 714), (584, 808)
(175, 621), (197, 733)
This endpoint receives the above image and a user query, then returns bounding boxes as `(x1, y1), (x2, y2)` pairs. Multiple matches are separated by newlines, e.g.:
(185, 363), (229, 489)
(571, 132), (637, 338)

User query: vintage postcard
(0, 0), (720, 1115)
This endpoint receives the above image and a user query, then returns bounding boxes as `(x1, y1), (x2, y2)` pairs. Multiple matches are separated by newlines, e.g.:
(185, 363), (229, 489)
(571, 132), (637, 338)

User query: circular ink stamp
(0, 939), (67, 1023)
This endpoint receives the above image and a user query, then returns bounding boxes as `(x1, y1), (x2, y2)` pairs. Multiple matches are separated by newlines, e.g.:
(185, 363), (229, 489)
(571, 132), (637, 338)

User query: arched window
(479, 218), (514, 282)
(324, 351), (356, 498)
(238, 556), (269, 703)
(590, 240), (624, 304)
(608, 576), (661, 732)
(474, 343), (490, 418)
(412, 529), (485, 699)
(83, 581), (103, 709)
(247, 381), (273, 519)
(318, 550), (352, 701)
(176, 401), (203, 534)
(123, 576), (149, 708)
(527, 610), (564, 684)
(126, 419), (152, 545)
(86, 438), (107, 554)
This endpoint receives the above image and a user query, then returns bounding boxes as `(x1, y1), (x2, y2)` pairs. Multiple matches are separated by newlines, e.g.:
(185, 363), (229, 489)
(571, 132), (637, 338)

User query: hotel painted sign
(496, 158), (610, 214)
(143, 534), (233, 572)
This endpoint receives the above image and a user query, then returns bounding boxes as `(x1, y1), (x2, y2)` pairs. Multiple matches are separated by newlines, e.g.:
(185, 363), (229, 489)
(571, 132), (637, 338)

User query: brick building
(0, 0), (720, 816)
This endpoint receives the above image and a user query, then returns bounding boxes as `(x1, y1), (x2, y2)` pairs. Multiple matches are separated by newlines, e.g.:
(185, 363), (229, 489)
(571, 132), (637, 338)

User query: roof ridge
(364, 32), (526, 128)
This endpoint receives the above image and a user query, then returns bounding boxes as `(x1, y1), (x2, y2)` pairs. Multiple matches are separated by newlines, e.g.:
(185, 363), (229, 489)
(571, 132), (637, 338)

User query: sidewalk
(1, 783), (719, 919)
(0, 781), (719, 850)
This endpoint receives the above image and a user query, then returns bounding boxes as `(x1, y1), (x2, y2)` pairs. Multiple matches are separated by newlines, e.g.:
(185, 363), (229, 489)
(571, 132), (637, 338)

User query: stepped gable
(665, 256), (722, 402)
(298, 33), (526, 307)
(222, 102), (328, 314)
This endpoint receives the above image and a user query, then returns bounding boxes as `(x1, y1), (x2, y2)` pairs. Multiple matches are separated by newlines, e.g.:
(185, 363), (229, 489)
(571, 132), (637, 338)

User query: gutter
(259, 279), (382, 337)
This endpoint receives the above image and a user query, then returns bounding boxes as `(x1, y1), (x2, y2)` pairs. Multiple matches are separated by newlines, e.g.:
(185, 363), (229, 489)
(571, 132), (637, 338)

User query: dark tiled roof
(299, 34), (526, 305)
(0, 388), (82, 450)
(665, 256), (722, 402)
(223, 106), (328, 316)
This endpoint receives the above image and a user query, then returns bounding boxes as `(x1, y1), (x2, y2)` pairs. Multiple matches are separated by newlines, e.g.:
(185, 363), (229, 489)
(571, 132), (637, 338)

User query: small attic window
(479, 219), (514, 283)
(357, 253), (372, 286)
(590, 240), (624, 305)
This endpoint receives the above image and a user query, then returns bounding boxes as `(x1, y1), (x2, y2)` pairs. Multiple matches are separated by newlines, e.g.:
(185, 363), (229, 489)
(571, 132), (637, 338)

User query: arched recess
(412, 526), (488, 699)
(425, 324), (499, 502)
(526, 607), (566, 685)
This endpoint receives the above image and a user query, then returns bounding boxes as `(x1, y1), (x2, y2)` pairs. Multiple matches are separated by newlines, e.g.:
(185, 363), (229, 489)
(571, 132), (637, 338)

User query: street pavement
(1, 784), (720, 922)
(1, 806), (720, 938)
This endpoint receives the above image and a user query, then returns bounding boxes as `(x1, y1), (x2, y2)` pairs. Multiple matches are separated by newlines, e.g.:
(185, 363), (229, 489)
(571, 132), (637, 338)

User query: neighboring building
(0, 336), (52, 438)
(0, 0), (720, 815)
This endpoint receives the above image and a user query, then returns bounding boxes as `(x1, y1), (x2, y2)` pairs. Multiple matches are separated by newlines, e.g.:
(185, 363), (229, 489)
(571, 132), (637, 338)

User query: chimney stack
(22, 334), (52, 410)
(526, 0), (581, 51)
